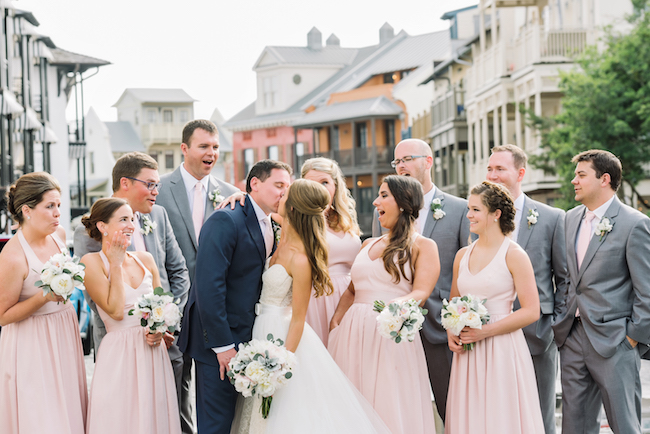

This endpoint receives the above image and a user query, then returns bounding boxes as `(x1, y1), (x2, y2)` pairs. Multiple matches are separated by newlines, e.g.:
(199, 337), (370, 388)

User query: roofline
(441, 4), (478, 20)
(292, 112), (401, 129)
(15, 9), (40, 26)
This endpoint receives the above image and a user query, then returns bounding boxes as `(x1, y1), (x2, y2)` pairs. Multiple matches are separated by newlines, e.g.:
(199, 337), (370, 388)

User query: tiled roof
(105, 122), (145, 153)
(292, 96), (403, 128)
(261, 46), (359, 67)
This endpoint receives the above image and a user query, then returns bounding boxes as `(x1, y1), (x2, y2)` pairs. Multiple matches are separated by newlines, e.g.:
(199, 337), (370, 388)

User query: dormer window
(147, 109), (157, 123)
(163, 109), (173, 123)
(263, 76), (278, 108)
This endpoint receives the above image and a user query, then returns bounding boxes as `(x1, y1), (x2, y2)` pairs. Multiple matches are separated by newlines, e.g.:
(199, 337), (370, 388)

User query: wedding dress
(230, 264), (392, 434)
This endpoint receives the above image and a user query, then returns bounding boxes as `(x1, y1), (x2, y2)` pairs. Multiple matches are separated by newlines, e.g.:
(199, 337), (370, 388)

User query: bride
(230, 179), (390, 434)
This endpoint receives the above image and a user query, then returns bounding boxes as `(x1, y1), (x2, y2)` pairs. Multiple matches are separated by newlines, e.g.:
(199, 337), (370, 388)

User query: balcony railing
(513, 25), (591, 71)
(466, 41), (515, 94)
(141, 123), (184, 145)
(431, 88), (466, 131)
(296, 146), (394, 171)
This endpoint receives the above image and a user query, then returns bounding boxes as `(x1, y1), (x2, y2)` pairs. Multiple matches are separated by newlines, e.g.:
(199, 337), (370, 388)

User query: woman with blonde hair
(0, 172), (88, 433)
(231, 179), (390, 434)
(329, 175), (440, 434)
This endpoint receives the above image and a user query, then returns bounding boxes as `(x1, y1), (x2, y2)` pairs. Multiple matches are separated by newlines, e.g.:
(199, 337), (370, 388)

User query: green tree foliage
(529, 3), (650, 210)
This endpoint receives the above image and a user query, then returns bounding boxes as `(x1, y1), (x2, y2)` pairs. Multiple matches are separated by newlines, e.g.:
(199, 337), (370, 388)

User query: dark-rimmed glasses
(390, 155), (426, 168)
(124, 177), (161, 192)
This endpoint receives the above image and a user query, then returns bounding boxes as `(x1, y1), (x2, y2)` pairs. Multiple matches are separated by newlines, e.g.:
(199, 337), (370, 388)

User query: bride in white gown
(230, 179), (391, 434)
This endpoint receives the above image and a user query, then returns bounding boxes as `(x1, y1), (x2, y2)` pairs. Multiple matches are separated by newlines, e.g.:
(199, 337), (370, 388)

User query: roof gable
(113, 88), (195, 107)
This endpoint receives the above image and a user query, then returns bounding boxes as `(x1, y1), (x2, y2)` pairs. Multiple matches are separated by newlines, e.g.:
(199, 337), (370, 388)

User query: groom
(178, 159), (292, 434)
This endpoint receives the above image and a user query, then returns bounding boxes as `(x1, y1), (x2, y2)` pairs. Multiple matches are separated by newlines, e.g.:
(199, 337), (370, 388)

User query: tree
(529, 2), (650, 210)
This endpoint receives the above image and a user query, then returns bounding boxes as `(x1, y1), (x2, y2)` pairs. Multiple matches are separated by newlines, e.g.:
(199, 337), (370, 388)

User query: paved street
(84, 352), (650, 432)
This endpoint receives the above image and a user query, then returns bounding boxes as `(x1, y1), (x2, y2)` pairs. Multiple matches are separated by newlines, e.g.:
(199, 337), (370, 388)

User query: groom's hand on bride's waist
(217, 348), (238, 380)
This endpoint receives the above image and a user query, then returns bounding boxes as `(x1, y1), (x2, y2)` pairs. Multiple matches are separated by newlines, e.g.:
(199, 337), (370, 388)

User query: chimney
(326, 33), (340, 47)
(379, 22), (394, 44)
(307, 27), (322, 50)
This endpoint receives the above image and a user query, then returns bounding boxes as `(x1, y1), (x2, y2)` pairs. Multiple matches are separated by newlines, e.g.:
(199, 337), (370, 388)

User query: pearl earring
(104, 232), (108, 237)
(26, 216), (30, 220)
(400, 208), (404, 212)
(494, 218), (498, 222)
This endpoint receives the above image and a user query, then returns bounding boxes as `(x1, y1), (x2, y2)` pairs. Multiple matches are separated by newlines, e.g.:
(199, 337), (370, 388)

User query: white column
(492, 105), (500, 149)
(482, 111), (490, 167)
(524, 94), (531, 152)
(515, 100), (522, 149)
(501, 103), (509, 146)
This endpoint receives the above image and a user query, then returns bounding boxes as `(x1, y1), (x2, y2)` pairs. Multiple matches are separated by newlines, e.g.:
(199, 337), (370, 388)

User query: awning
(21, 107), (43, 130)
(36, 41), (54, 61)
(0, 89), (24, 117)
(43, 123), (58, 143)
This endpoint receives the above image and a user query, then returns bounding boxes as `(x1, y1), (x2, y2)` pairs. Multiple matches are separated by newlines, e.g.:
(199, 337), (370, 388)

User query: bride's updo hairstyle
(7, 172), (60, 225)
(382, 175), (423, 284)
(470, 181), (516, 235)
(82, 198), (129, 242)
(284, 179), (333, 298)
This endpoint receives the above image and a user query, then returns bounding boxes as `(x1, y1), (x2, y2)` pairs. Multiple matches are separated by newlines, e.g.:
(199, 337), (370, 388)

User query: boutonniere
(527, 209), (539, 228)
(140, 215), (157, 236)
(208, 188), (225, 210)
(271, 219), (281, 243)
(430, 198), (446, 220)
(594, 217), (613, 241)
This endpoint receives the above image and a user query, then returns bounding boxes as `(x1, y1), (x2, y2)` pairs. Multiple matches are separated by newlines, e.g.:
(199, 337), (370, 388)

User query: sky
(17, 0), (476, 123)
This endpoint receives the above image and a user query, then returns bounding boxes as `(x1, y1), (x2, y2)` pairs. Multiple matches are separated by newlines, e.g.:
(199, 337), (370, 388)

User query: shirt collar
(513, 193), (525, 211)
(590, 195), (615, 221)
(180, 163), (210, 193)
(248, 195), (270, 222)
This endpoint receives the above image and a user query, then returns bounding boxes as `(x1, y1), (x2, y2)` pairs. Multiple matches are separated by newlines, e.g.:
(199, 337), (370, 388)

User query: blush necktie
(576, 211), (596, 269)
(132, 213), (147, 252)
(192, 181), (205, 242)
(263, 216), (274, 258)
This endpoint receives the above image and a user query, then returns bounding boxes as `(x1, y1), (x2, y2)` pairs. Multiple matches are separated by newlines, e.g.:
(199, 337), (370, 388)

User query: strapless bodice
(258, 264), (293, 308)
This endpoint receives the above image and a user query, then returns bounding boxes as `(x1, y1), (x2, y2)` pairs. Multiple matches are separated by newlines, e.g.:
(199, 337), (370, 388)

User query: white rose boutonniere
(271, 219), (281, 244)
(430, 198), (446, 220)
(208, 188), (225, 210)
(527, 209), (539, 228)
(594, 217), (613, 241)
(140, 215), (157, 236)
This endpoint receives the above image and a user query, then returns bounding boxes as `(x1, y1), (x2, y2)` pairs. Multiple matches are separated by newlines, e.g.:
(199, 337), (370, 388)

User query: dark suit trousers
(421, 337), (453, 423)
(560, 320), (641, 434)
(195, 360), (238, 434)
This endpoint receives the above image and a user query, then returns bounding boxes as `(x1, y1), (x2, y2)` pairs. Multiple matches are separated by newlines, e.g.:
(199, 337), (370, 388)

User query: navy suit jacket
(178, 196), (266, 366)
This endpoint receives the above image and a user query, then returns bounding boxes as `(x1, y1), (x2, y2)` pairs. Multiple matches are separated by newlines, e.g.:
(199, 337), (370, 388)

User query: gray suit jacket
(156, 167), (239, 283)
(552, 196), (650, 358)
(74, 204), (190, 358)
(514, 195), (568, 355)
(372, 188), (471, 345)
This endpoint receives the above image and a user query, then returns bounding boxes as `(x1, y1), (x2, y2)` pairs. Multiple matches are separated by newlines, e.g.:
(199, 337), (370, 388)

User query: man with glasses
(74, 152), (190, 396)
(373, 138), (470, 425)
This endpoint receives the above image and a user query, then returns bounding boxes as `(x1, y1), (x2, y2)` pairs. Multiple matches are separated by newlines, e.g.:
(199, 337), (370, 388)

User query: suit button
(576, 290), (581, 295)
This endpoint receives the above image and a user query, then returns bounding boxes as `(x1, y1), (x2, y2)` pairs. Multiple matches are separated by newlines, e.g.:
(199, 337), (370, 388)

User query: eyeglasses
(390, 155), (426, 168)
(124, 177), (161, 192)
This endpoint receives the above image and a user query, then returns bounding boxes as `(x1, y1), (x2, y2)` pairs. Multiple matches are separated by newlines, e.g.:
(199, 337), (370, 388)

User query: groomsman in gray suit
(486, 144), (566, 434)
(74, 152), (190, 426)
(372, 139), (470, 423)
(553, 150), (650, 433)
(156, 119), (238, 434)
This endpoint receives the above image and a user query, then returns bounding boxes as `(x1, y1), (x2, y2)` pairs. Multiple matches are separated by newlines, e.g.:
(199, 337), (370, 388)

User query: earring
(26, 216), (30, 220)
(494, 218), (498, 222)
(400, 208), (404, 212)
(103, 232), (108, 237)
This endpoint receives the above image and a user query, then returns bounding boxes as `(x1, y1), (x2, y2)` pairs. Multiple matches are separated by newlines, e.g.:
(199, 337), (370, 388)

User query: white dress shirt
(575, 195), (615, 251)
(417, 185), (436, 234)
(180, 163), (210, 211)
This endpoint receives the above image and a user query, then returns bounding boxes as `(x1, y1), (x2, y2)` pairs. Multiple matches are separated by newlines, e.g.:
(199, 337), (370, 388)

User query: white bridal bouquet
(441, 294), (490, 351)
(128, 287), (182, 334)
(228, 334), (297, 418)
(34, 252), (85, 303)
(373, 298), (428, 344)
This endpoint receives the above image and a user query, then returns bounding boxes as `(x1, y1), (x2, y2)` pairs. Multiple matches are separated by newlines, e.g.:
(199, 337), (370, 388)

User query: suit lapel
(244, 196), (266, 261)
(566, 206), (584, 279)
(141, 212), (160, 264)
(576, 198), (620, 282)
(516, 196), (535, 249)
(422, 189), (445, 238)
(168, 169), (197, 249)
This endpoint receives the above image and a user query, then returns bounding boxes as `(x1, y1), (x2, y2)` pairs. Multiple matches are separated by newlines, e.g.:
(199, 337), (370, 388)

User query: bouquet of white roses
(227, 333), (297, 419)
(128, 287), (182, 334)
(373, 298), (428, 344)
(34, 252), (85, 303)
(441, 294), (490, 351)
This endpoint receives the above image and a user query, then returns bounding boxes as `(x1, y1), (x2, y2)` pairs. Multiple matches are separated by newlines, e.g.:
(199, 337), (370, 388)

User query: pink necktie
(192, 181), (205, 242)
(132, 213), (147, 252)
(576, 211), (596, 269)
(263, 216), (274, 258)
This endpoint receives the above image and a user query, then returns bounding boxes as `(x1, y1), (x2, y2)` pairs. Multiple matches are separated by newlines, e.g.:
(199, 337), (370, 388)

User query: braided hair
(470, 181), (516, 235)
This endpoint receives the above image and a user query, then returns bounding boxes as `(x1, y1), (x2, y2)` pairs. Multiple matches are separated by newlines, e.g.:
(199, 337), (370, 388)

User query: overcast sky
(17, 0), (475, 123)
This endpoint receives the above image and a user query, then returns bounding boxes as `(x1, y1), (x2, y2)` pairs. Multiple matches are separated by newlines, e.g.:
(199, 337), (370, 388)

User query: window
(134, 111), (139, 126)
(384, 120), (395, 148)
(243, 131), (252, 141)
(263, 76), (278, 108)
(267, 145), (279, 160)
(149, 152), (159, 165)
(163, 109), (173, 123)
(266, 128), (276, 138)
(179, 110), (189, 124)
(244, 148), (255, 177)
(356, 123), (367, 148)
(295, 142), (304, 157)
(165, 151), (174, 169)
(147, 109), (157, 123)
(383, 73), (394, 84)
(89, 151), (95, 174)
(330, 126), (339, 151)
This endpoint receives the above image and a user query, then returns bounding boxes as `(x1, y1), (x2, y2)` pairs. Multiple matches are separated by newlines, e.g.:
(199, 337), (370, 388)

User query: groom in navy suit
(178, 159), (292, 434)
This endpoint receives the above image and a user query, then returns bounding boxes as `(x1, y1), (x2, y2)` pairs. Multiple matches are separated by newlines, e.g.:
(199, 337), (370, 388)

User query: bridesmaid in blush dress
(81, 198), (181, 434)
(0, 172), (87, 434)
(445, 181), (543, 434)
(328, 175), (440, 434)
(301, 158), (361, 346)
